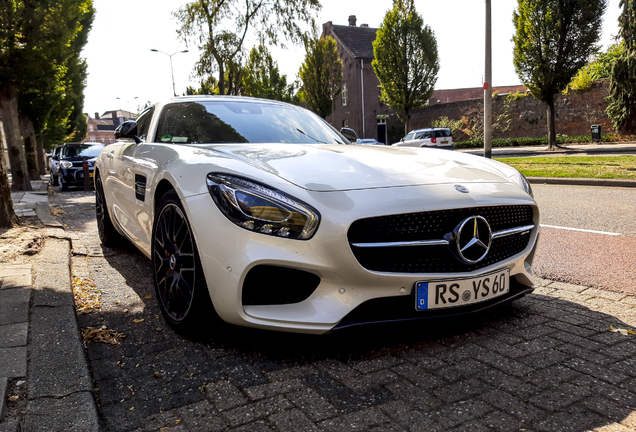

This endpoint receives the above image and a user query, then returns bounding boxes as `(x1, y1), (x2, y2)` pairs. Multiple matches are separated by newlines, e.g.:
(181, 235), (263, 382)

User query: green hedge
(454, 134), (633, 149)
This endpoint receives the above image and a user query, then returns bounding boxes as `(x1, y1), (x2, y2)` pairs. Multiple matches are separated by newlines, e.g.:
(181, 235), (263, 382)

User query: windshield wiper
(296, 128), (327, 144)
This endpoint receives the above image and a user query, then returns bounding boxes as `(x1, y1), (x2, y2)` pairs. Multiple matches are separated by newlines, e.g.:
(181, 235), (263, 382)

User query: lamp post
(150, 49), (189, 97)
(484, 0), (492, 159)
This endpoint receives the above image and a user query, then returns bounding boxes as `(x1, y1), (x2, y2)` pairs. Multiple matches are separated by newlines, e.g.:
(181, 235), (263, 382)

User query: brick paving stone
(478, 389), (547, 422)
(432, 400), (492, 429)
(474, 338), (526, 359)
(550, 330), (607, 351)
(286, 388), (339, 422)
(529, 382), (593, 411)
(377, 400), (442, 432)
(551, 288), (593, 302)
(582, 396), (636, 421)
(383, 379), (442, 411)
(505, 323), (559, 341)
(531, 286), (556, 295)
(479, 409), (523, 432)
(473, 349), (535, 377)
(611, 357), (636, 377)
(244, 379), (306, 401)
(313, 359), (357, 380)
(592, 424), (635, 432)
(265, 365), (319, 382)
(231, 420), (276, 432)
(269, 408), (322, 432)
(476, 367), (539, 400)
(533, 405), (607, 432)
(517, 348), (572, 369)
(398, 352), (446, 371)
(222, 395), (293, 427)
(550, 281), (592, 293)
(546, 319), (600, 338)
(598, 341), (636, 360)
(526, 364), (583, 389)
(582, 288), (628, 301)
(350, 357), (404, 374)
(433, 378), (490, 404)
(431, 358), (484, 383)
(317, 407), (394, 432)
(342, 369), (399, 393)
(621, 411), (636, 429)
(205, 380), (248, 411)
(446, 420), (490, 432)
(564, 357), (630, 385)
(475, 327), (526, 345)
(391, 363), (447, 390)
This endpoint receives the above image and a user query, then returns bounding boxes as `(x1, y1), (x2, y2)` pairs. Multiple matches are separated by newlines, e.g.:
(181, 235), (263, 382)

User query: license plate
(415, 268), (509, 311)
(441, 140), (449, 144)
(89, 173), (94, 178)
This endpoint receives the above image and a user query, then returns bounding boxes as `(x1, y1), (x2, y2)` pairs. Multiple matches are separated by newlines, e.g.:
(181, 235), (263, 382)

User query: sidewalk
(0, 177), (100, 431)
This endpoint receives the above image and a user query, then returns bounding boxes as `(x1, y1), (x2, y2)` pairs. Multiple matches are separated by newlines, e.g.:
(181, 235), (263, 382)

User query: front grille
(348, 205), (534, 273)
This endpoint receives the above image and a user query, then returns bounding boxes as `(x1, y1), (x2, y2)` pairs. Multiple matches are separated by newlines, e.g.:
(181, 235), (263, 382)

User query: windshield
(155, 100), (349, 145)
(61, 144), (103, 158)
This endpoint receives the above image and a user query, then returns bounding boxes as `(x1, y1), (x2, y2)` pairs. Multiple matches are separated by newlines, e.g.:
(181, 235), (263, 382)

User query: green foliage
(454, 133), (627, 148)
(564, 43), (624, 94)
(372, 0), (439, 133)
(174, 0), (320, 95)
(430, 116), (462, 134)
(607, 1), (636, 132)
(298, 37), (343, 118)
(506, 90), (530, 101)
(513, 0), (606, 147)
(242, 45), (294, 102)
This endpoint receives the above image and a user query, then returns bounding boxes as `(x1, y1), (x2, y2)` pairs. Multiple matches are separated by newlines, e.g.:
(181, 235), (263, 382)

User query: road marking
(541, 224), (621, 236)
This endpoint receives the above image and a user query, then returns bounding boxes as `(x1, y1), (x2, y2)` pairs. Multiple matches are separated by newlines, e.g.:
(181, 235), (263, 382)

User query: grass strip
(495, 155), (636, 179)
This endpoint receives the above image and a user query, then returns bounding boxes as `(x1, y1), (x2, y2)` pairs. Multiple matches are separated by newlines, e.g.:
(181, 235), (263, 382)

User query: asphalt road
(531, 184), (636, 295)
(48, 187), (636, 432)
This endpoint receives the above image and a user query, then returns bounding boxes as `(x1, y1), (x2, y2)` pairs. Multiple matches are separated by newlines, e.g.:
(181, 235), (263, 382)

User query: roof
(329, 25), (378, 59)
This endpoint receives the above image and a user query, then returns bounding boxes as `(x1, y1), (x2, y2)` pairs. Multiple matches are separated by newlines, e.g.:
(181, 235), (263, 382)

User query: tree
(174, 0), (320, 96)
(607, 0), (636, 133)
(372, 0), (439, 134)
(298, 37), (343, 118)
(513, 0), (606, 150)
(243, 45), (294, 102)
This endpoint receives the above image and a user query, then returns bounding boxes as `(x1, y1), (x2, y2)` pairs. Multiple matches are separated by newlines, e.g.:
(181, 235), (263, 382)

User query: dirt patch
(0, 223), (44, 264)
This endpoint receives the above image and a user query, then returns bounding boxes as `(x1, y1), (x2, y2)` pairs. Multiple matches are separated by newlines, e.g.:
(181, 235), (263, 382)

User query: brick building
(321, 16), (394, 144)
(83, 110), (135, 145)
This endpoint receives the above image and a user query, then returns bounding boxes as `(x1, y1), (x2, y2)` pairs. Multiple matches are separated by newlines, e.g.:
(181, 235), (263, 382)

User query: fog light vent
(242, 265), (321, 306)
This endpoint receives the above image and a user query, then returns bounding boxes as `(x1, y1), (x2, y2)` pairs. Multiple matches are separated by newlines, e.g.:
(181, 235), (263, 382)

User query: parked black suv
(50, 143), (104, 191)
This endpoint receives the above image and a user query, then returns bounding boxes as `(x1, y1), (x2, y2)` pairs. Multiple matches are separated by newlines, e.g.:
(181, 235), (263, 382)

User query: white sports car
(95, 96), (539, 334)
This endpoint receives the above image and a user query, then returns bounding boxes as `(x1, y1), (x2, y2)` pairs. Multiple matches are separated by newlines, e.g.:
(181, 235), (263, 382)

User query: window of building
(89, 125), (94, 132)
(342, 83), (348, 106)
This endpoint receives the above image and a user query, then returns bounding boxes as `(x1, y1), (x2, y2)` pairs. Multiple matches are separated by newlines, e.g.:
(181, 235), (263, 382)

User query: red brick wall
(410, 79), (613, 141)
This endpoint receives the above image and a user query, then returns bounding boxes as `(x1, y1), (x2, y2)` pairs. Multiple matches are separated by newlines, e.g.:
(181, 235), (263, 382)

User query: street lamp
(150, 49), (189, 97)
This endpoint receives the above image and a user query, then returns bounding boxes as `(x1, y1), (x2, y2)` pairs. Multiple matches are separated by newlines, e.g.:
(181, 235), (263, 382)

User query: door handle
(107, 152), (114, 159)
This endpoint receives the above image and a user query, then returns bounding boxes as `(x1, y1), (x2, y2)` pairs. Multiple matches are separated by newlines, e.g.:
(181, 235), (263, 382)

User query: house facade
(83, 110), (135, 145)
(321, 16), (395, 144)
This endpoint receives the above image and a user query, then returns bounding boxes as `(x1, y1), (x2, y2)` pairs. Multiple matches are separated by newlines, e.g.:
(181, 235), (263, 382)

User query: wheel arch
(154, 179), (177, 210)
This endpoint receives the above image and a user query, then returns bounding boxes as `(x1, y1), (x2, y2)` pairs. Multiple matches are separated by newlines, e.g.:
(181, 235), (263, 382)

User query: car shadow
(82, 239), (636, 432)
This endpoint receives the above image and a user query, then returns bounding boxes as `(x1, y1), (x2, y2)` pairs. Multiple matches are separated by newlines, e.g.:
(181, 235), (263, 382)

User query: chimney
(95, 112), (100, 120)
(348, 15), (356, 27)
(360, 24), (369, 28)
(322, 21), (333, 35)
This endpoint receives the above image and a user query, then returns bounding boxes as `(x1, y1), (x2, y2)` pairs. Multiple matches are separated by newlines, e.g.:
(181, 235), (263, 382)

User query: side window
(403, 132), (415, 141)
(135, 108), (154, 142)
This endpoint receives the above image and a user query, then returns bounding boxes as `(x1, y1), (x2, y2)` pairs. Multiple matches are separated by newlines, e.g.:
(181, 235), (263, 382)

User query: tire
(152, 190), (216, 335)
(95, 174), (123, 247)
(50, 173), (58, 186)
(58, 175), (68, 191)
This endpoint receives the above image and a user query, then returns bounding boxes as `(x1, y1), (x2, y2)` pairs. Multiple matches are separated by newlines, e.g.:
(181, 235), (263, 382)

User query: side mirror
(51, 155), (59, 161)
(340, 127), (357, 142)
(114, 120), (141, 144)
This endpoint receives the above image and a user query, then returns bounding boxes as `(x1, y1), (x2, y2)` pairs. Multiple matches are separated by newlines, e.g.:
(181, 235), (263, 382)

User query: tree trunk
(36, 134), (46, 175)
(404, 112), (411, 136)
(19, 113), (40, 181)
(0, 86), (32, 191)
(0, 121), (17, 227)
(546, 100), (557, 150)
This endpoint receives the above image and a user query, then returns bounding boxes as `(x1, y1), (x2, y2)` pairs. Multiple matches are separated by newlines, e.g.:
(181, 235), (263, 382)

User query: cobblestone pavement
(50, 189), (636, 432)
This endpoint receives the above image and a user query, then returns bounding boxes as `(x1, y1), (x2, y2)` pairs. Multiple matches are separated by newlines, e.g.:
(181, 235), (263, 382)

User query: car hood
(200, 143), (517, 192)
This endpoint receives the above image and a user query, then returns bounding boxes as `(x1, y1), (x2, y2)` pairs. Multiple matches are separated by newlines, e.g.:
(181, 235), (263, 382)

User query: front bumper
(59, 167), (95, 186)
(183, 181), (539, 334)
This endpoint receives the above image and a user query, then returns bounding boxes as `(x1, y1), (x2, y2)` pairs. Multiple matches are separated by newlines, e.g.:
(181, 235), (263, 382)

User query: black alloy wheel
(95, 174), (122, 247)
(152, 190), (214, 333)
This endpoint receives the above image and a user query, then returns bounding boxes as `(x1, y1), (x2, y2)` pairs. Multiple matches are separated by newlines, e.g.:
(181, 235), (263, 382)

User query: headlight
(508, 171), (533, 197)
(60, 161), (73, 169)
(206, 174), (320, 240)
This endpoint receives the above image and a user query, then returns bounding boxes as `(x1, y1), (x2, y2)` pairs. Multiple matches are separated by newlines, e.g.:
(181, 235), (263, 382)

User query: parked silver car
(392, 127), (454, 149)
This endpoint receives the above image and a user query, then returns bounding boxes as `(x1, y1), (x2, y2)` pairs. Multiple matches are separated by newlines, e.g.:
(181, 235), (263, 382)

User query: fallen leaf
(160, 428), (169, 431)
(154, 372), (162, 378)
(144, 295), (152, 299)
(610, 325), (635, 336)
(81, 326), (127, 346)
(8, 396), (19, 402)
(130, 407), (134, 411)
(133, 319), (144, 323)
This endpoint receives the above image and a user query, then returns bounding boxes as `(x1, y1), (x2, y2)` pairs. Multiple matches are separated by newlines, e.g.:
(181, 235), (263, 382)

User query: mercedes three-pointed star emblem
(452, 216), (492, 264)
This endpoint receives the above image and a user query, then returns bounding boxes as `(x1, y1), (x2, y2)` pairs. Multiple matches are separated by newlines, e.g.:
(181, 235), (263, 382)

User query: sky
(82, 0), (622, 118)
